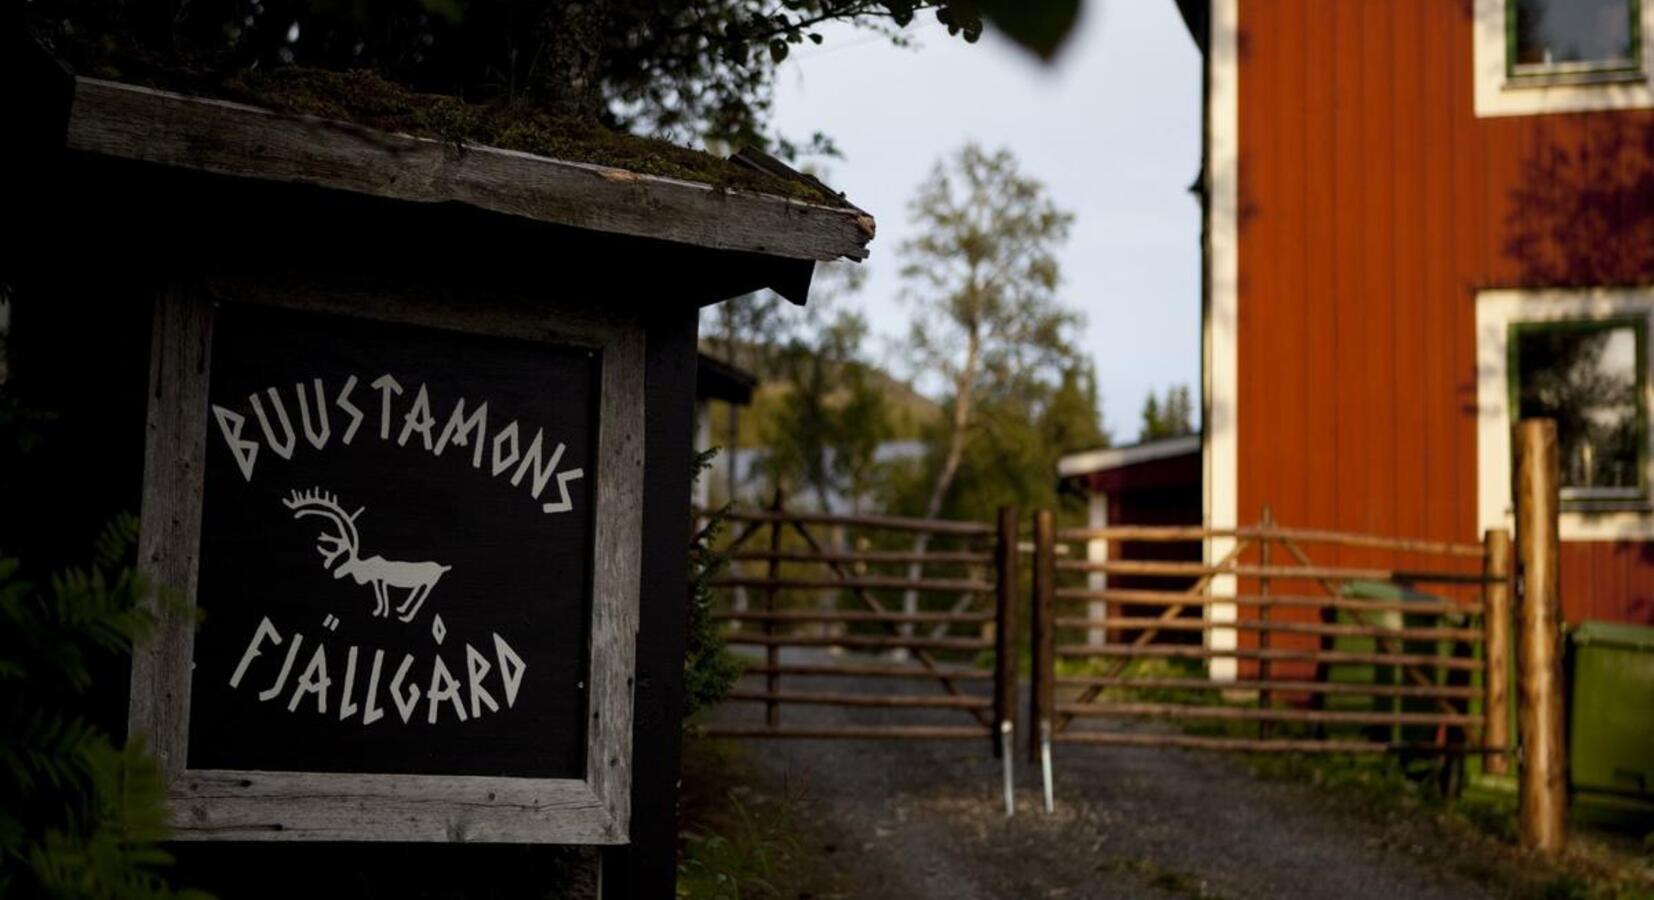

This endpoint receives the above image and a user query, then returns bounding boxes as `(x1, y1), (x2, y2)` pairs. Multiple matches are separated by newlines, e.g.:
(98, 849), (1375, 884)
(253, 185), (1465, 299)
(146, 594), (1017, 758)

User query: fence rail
(1056, 524), (1486, 558)
(714, 506), (996, 536)
(697, 422), (1565, 851)
(695, 497), (1015, 758)
(1028, 503), (1508, 783)
(1051, 589), (1484, 616)
(1054, 559), (1494, 585)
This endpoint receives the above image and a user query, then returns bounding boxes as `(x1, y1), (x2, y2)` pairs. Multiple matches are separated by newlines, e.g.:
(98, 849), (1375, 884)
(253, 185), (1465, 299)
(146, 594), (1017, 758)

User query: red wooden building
(1059, 437), (1203, 644)
(1186, 0), (1654, 636)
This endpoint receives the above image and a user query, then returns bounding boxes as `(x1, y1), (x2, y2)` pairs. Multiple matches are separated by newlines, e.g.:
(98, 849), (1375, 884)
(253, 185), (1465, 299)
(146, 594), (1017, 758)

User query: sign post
(13, 58), (874, 896)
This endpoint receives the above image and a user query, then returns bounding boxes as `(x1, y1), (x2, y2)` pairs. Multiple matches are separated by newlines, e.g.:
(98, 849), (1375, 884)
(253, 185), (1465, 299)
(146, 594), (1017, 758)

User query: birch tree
(898, 144), (1078, 620)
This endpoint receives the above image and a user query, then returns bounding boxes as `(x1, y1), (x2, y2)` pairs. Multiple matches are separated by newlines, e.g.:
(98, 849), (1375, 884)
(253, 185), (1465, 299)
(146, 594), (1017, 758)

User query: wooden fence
(1028, 513), (1509, 764)
(696, 501), (1019, 759)
(696, 422), (1566, 846)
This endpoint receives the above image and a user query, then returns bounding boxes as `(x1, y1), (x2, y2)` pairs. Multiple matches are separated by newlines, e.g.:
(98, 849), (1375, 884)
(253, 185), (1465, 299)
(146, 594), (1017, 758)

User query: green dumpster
(1568, 621), (1654, 801)
(1337, 581), (1471, 749)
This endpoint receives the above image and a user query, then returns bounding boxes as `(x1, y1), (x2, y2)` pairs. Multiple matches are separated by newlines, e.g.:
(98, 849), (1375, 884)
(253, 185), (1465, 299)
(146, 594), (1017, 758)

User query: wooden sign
(130, 283), (644, 844)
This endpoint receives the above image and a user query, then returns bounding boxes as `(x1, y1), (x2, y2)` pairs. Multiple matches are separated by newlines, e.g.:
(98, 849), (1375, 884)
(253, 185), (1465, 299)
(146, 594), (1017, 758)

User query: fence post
(763, 489), (785, 729)
(1257, 506), (1273, 740)
(993, 506), (1021, 815)
(1029, 508), (1057, 813)
(1482, 527), (1513, 777)
(1514, 419), (1566, 853)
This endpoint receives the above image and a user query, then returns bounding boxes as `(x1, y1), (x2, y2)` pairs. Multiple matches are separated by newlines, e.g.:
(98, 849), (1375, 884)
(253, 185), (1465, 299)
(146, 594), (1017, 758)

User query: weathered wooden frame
(129, 273), (645, 844)
(61, 78), (873, 264)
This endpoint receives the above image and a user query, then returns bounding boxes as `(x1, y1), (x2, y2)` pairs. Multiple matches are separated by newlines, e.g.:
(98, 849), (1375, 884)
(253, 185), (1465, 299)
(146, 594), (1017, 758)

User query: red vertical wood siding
(1235, 0), (1654, 626)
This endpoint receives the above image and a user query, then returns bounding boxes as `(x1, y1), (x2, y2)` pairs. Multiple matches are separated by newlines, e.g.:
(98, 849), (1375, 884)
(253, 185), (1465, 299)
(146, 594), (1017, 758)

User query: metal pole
(1040, 719), (1055, 814)
(1031, 509), (1057, 813)
(994, 506), (1020, 818)
(1001, 722), (1015, 817)
(993, 507), (1021, 756)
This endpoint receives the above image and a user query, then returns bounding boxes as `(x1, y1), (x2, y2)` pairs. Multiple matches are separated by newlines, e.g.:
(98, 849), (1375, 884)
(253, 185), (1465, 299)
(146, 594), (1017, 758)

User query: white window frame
(1477, 287), (1654, 541)
(1474, 0), (1654, 117)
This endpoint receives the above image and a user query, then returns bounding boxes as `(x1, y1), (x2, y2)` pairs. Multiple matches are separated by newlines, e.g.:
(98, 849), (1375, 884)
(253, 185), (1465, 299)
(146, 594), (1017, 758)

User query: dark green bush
(683, 449), (745, 723)
(0, 515), (207, 900)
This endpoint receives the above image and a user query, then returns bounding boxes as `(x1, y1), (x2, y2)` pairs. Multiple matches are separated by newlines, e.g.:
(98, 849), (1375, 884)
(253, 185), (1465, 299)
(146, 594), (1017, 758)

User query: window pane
(1513, 0), (1636, 69)
(1514, 322), (1642, 493)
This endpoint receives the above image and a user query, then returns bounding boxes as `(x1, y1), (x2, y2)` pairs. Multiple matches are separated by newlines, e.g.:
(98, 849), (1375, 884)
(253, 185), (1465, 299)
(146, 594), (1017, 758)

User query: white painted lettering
(491, 421), (521, 477)
(295, 378), (331, 450)
(426, 654), (468, 724)
(510, 429), (564, 499)
(397, 384), (437, 450)
(249, 388), (297, 460)
(434, 398), (488, 469)
(258, 632), (304, 702)
(466, 643), (499, 718)
(389, 652), (421, 723)
(288, 643), (332, 714)
(371, 375), (403, 441)
(543, 468), (585, 514)
(211, 405), (261, 482)
(362, 649), (387, 725)
(229, 616), (281, 688)
(338, 645), (360, 721)
(494, 633), (527, 708)
(336, 375), (365, 445)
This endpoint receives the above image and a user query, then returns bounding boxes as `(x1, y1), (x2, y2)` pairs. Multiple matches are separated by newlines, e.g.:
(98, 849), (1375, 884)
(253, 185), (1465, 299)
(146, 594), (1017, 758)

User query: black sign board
(189, 305), (598, 779)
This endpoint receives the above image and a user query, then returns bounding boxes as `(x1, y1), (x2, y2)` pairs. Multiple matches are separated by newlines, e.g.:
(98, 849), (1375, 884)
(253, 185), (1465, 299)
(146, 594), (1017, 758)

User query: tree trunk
(898, 331), (980, 646)
(539, 1), (609, 120)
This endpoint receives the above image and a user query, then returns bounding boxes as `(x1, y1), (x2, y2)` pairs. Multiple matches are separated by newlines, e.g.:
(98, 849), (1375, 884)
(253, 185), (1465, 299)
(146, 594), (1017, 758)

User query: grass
(1057, 655), (1654, 899)
(1247, 753), (1654, 899)
(1102, 857), (1231, 900)
(676, 740), (808, 900)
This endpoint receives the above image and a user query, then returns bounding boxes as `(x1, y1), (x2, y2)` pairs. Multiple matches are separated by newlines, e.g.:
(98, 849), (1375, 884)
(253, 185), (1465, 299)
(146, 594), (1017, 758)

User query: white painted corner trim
(1205, 0), (1240, 683)
(1476, 286), (1654, 541)
(1473, 0), (1654, 117)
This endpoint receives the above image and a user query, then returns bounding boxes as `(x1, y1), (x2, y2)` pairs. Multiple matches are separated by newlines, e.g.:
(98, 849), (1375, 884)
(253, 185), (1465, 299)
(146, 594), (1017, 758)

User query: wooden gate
(1027, 509), (1513, 807)
(697, 503), (1020, 765)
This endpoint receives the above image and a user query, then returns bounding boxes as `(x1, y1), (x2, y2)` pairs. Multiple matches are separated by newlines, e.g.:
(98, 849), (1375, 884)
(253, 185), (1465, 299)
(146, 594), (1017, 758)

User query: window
(1509, 319), (1646, 504)
(1510, 0), (1640, 79)
(1477, 289), (1654, 540)
(1475, 0), (1654, 117)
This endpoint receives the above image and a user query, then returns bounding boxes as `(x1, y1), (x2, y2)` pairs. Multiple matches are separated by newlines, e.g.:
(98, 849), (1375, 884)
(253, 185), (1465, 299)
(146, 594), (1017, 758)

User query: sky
(758, 0), (1204, 445)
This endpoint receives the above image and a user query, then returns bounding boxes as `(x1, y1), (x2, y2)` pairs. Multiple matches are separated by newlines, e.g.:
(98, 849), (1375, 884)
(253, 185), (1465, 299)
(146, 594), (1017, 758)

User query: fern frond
(0, 710), (99, 793)
(92, 513), (141, 570)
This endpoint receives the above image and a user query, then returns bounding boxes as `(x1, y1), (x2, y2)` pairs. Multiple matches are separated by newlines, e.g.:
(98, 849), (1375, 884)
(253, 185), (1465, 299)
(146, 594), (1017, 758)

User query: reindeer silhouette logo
(283, 488), (451, 623)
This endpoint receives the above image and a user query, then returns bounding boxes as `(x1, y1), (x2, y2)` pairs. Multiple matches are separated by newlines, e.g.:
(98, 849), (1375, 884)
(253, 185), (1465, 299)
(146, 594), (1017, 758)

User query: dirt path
(695, 655), (1521, 900)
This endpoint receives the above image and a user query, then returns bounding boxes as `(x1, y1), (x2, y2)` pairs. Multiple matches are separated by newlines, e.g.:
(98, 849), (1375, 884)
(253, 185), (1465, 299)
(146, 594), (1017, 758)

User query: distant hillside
(697, 343), (941, 450)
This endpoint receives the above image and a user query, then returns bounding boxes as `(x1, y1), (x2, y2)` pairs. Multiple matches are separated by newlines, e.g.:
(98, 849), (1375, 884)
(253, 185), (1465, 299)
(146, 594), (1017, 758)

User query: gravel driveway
(697, 651), (1517, 899)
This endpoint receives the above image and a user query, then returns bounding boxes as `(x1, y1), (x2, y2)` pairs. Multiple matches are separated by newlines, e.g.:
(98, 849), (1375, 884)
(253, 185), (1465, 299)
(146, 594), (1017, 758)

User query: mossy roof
(208, 68), (848, 208)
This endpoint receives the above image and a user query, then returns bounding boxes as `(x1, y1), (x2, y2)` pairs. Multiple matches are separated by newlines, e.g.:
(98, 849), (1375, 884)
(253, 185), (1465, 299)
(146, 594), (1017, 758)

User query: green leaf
(415, 0), (464, 25)
(882, 0), (916, 27)
(980, 0), (1082, 60)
